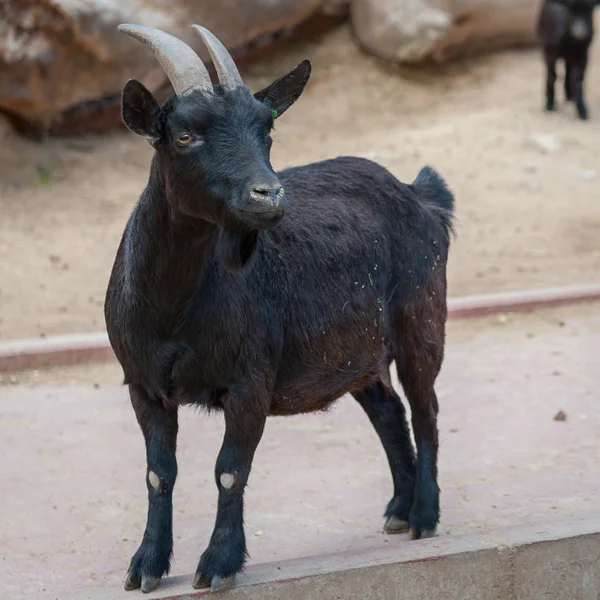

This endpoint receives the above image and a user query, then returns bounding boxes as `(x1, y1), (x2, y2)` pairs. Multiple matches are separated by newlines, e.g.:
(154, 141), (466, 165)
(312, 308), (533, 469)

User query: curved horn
(118, 24), (213, 96)
(191, 25), (244, 90)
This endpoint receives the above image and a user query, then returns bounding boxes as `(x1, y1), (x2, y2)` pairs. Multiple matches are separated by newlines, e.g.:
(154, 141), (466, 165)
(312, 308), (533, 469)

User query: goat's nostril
(250, 182), (284, 204)
(252, 183), (281, 194)
(252, 186), (270, 197)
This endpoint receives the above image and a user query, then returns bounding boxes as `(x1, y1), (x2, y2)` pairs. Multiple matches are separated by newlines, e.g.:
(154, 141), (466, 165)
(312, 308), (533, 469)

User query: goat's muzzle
(249, 182), (285, 207)
(233, 181), (286, 229)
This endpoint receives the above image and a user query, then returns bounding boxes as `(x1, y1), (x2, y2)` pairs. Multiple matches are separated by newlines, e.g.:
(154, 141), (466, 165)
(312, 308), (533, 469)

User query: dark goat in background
(537, 0), (598, 119)
(105, 23), (455, 594)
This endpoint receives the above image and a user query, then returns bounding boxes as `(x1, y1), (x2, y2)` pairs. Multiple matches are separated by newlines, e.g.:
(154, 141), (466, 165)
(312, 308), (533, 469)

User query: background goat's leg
(352, 381), (416, 533)
(544, 49), (559, 111)
(574, 53), (589, 119)
(565, 61), (574, 101)
(125, 385), (178, 593)
(194, 398), (267, 591)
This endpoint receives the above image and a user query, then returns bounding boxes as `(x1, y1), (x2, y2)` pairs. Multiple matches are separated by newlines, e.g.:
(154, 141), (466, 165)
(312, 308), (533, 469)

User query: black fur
(537, 0), (598, 119)
(105, 59), (455, 591)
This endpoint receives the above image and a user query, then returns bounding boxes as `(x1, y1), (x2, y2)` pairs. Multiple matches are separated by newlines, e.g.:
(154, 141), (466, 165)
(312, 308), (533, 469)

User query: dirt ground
(1, 24), (600, 341)
(2, 302), (599, 599)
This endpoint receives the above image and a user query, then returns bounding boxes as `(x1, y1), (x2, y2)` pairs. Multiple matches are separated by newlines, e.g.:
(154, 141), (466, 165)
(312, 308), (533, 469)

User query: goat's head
(118, 24), (311, 232)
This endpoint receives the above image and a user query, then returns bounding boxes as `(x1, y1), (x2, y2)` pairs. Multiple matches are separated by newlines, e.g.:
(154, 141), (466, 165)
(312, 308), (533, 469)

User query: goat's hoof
(124, 541), (170, 592)
(211, 575), (236, 592)
(410, 527), (437, 540)
(141, 575), (161, 593)
(124, 571), (162, 593)
(576, 102), (588, 120)
(192, 572), (211, 589)
(545, 102), (555, 112)
(192, 572), (235, 592)
(124, 571), (141, 591)
(383, 516), (410, 534)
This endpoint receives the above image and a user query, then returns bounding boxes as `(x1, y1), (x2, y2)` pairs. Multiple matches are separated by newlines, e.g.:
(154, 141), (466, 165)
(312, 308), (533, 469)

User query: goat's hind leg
(353, 381), (416, 533)
(395, 312), (445, 540)
(125, 385), (178, 593)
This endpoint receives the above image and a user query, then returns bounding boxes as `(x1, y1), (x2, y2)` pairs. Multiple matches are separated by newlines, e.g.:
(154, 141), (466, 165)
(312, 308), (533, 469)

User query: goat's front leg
(193, 395), (267, 591)
(125, 385), (178, 593)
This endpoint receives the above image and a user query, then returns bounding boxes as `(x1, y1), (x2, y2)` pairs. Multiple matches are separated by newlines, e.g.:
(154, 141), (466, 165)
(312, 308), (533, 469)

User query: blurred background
(0, 0), (598, 344)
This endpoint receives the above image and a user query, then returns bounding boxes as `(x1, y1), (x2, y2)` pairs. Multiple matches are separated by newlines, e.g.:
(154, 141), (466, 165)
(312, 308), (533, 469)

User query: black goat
(105, 23), (455, 594)
(537, 0), (598, 119)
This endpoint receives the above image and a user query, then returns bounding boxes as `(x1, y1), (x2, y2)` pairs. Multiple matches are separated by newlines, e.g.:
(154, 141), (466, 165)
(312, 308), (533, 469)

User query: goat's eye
(177, 133), (194, 146)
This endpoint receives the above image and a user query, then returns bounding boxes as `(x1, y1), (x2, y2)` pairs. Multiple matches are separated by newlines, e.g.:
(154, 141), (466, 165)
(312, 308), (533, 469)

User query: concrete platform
(1, 307), (599, 599)
(69, 520), (600, 600)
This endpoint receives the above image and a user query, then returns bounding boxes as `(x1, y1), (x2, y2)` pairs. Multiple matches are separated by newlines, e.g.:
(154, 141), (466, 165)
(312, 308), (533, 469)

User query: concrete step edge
(70, 516), (600, 600)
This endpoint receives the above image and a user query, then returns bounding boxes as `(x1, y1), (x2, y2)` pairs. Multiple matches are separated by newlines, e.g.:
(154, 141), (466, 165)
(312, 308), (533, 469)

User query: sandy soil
(1, 24), (599, 341)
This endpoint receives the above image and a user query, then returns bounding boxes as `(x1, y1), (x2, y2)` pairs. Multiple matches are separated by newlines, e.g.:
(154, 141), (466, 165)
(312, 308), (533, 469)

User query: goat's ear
(121, 79), (164, 143)
(254, 59), (311, 119)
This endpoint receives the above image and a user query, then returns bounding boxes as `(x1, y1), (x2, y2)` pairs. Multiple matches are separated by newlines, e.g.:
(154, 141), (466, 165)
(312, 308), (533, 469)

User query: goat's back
(262, 156), (454, 324)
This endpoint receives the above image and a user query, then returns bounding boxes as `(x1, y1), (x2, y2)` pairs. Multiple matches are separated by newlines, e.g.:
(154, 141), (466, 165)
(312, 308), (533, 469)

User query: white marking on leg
(148, 470), (161, 490)
(220, 472), (235, 489)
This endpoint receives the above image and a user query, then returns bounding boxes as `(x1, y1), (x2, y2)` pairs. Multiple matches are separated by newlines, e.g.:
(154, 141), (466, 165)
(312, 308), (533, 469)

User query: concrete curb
(71, 517), (600, 600)
(446, 283), (600, 318)
(2, 283), (599, 373)
(0, 332), (113, 374)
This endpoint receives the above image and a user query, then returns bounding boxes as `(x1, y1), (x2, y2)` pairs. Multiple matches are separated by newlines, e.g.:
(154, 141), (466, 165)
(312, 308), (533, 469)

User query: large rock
(0, 0), (334, 135)
(427, 0), (539, 63)
(351, 0), (452, 63)
(351, 0), (539, 64)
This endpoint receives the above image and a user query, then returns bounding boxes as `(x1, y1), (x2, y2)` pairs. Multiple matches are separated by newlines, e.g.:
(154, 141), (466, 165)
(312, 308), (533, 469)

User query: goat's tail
(412, 166), (455, 237)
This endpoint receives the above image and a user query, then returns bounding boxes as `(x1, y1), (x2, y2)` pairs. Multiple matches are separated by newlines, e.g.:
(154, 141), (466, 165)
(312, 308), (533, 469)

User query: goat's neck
(127, 168), (219, 317)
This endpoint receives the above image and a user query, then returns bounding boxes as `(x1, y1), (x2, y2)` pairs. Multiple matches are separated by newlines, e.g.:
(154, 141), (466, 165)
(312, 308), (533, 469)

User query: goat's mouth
(236, 208), (283, 215)
(232, 207), (285, 230)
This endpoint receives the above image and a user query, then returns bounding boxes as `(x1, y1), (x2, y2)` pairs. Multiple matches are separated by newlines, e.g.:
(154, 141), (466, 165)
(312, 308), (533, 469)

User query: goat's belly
(269, 354), (390, 416)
